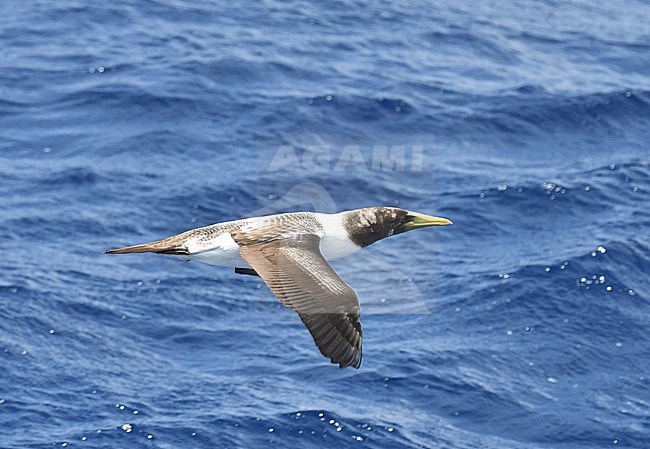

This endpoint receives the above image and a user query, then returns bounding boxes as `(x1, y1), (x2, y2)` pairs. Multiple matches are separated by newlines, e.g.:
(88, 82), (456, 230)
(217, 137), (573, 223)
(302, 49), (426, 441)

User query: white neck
(315, 212), (361, 261)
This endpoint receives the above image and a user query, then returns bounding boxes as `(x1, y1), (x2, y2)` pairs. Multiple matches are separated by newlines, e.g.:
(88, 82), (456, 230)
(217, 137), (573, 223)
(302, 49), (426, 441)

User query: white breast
(315, 212), (361, 261)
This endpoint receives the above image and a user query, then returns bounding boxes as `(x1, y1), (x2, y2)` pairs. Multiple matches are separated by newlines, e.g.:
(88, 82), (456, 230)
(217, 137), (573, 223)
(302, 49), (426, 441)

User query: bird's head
(342, 207), (452, 248)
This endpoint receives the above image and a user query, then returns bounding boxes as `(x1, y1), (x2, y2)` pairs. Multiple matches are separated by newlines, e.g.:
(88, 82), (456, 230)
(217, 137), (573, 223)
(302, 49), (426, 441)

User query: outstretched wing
(232, 231), (362, 368)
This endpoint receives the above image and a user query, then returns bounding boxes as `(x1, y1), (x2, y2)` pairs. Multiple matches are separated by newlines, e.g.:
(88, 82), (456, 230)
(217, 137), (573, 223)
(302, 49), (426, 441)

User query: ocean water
(1, 1), (649, 448)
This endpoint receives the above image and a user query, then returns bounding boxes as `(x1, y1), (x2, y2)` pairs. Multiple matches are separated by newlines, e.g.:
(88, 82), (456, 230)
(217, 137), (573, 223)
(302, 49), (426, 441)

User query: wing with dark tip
(232, 231), (362, 368)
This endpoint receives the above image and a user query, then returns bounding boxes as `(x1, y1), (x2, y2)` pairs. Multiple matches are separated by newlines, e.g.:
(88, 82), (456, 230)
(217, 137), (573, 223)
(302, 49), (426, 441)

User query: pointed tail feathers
(105, 243), (160, 254)
(105, 238), (190, 255)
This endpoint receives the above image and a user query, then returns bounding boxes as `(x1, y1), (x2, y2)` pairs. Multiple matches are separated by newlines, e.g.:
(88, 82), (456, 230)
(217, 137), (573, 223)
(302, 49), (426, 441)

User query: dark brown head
(342, 207), (452, 248)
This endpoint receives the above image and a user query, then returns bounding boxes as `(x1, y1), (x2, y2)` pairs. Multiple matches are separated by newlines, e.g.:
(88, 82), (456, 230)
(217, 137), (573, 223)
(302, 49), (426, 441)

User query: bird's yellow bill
(403, 211), (453, 229)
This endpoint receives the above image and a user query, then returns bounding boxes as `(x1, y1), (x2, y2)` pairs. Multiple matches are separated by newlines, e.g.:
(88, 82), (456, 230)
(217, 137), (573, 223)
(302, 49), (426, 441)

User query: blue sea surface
(1, 1), (649, 448)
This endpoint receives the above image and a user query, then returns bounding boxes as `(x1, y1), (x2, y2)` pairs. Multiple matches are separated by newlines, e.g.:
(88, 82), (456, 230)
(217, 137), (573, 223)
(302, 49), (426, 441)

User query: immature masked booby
(106, 207), (452, 368)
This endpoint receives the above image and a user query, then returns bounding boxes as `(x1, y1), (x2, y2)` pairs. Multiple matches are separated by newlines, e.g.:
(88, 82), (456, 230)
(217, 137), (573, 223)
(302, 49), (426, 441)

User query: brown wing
(232, 231), (362, 368)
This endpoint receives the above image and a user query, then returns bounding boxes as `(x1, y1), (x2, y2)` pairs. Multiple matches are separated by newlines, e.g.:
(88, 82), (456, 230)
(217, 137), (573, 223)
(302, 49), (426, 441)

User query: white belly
(183, 232), (358, 267)
(182, 232), (247, 267)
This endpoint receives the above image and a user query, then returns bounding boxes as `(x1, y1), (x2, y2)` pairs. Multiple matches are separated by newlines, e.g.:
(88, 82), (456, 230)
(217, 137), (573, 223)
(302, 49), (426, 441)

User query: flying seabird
(106, 207), (452, 368)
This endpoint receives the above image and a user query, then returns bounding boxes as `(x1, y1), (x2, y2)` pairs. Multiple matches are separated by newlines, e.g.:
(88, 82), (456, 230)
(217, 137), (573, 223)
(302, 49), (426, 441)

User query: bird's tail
(105, 236), (190, 255)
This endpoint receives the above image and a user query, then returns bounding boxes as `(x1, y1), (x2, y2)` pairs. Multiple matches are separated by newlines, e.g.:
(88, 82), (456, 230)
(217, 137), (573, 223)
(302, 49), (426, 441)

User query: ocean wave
(464, 89), (650, 137)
